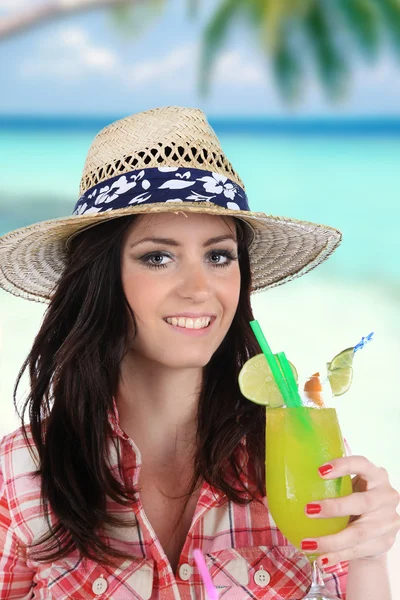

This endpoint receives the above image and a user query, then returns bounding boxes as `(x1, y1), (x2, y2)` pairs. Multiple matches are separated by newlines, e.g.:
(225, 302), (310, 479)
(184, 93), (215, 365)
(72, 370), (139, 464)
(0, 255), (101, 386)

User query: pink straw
(193, 549), (219, 600)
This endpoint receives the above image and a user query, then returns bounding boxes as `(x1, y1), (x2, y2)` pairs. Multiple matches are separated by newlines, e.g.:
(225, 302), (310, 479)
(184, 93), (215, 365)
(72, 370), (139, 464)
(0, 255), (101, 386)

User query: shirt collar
(107, 396), (127, 439)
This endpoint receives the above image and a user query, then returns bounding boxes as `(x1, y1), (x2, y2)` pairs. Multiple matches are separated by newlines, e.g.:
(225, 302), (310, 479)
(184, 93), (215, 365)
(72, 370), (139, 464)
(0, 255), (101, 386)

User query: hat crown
(79, 106), (245, 196)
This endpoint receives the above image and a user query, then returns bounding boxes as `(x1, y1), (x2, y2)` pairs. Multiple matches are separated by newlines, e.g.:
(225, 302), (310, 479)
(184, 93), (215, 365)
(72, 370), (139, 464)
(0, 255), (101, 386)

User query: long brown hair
(14, 214), (265, 566)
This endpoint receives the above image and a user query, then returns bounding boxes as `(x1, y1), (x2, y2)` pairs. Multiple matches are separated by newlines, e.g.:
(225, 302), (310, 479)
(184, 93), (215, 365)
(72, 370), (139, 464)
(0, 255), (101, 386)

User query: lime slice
(328, 347), (355, 371)
(328, 367), (353, 396)
(238, 353), (298, 407)
(327, 347), (355, 396)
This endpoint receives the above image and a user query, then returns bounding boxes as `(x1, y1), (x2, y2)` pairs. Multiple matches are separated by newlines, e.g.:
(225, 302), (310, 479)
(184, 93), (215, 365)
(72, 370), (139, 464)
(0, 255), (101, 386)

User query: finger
(317, 532), (397, 571)
(305, 486), (400, 519)
(302, 510), (400, 555)
(318, 456), (388, 488)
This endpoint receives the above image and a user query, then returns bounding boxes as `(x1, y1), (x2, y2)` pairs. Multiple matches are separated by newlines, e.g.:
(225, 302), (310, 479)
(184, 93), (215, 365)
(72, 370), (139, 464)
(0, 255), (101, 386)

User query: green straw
(249, 320), (313, 433)
(249, 320), (291, 406)
(275, 352), (302, 408)
(276, 352), (313, 432)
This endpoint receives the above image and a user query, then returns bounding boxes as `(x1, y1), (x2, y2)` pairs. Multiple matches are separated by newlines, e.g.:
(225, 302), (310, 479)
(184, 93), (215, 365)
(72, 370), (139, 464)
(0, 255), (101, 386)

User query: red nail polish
(321, 558), (329, 567)
(306, 503), (322, 514)
(318, 464), (333, 476)
(301, 540), (318, 551)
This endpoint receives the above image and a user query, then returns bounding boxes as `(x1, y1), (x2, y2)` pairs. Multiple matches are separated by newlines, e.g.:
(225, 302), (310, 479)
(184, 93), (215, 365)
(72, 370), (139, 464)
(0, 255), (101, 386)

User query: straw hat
(0, 106), (341, 303)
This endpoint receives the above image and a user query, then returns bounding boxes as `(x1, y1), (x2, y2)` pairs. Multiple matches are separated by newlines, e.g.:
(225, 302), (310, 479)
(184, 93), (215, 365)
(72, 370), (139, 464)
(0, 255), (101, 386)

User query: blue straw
(354, 332), (374, 354)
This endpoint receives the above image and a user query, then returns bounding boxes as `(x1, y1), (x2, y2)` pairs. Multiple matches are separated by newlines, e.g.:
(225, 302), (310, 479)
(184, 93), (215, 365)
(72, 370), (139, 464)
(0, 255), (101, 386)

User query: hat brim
(0, 202), (341, 303)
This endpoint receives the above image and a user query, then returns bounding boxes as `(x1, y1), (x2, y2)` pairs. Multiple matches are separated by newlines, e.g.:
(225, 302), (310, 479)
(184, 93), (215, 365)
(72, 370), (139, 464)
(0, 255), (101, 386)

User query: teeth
(165, 316), (211, 329)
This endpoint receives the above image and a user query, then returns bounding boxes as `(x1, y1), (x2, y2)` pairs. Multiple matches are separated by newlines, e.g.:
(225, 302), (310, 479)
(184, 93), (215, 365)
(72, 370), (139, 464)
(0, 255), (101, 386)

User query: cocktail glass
(266, 404), (352, 600)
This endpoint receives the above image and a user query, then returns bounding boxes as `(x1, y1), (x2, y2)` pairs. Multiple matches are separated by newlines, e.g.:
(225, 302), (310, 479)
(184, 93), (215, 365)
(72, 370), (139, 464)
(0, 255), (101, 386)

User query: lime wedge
(327, 347), (355, 396)
(328, 347), (355, 370)
(328, 367), (353, 396)
(238, 353), (298, 407)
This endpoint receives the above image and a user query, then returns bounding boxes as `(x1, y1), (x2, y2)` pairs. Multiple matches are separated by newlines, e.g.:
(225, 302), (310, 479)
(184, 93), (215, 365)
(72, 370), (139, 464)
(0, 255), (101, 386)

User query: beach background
(1, 0), (400, 593)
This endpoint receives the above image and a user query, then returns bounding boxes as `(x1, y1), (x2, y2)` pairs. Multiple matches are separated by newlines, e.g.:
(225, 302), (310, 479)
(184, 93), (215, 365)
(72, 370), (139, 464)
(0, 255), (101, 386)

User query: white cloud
(214, 49), (266, 85)
(125, 43), (268, 92)
(59, 26), (89, 48)
(20, 25), (119, 81)
(127, 44), (196, 86)
(17, 23), (271, 96)
(0, 0), (35, 10)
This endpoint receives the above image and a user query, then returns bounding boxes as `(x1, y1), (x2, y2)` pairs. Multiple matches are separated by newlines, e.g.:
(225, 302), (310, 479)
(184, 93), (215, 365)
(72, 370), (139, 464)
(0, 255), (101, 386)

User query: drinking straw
(249, 320), (314, 433)
(193, 549), (218, 600)
(249, 320), (291, 406)
(275, 351), (313, 432)
(275, 351), (303, 408)
(354, 332), (374, 354)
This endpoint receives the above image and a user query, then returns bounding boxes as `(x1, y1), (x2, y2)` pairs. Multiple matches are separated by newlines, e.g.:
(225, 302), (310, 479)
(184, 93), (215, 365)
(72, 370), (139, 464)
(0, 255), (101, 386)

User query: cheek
(122, 271), (160, 322)
(220, 269), (241, 315)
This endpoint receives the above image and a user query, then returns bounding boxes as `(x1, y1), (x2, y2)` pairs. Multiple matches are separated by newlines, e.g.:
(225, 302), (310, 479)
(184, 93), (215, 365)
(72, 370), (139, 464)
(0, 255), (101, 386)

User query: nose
(176, 262), (212, 302)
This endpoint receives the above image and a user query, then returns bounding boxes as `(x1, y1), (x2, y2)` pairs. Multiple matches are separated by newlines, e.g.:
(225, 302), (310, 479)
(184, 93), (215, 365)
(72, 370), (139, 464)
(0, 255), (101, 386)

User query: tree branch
(0, 0), (137, 41)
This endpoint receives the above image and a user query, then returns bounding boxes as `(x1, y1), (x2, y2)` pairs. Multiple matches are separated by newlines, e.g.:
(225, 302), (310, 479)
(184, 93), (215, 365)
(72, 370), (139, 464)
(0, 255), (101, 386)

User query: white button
(92, 575), (108, 595)
(254, 566), (271, 588)
(178, 563), (193, 580)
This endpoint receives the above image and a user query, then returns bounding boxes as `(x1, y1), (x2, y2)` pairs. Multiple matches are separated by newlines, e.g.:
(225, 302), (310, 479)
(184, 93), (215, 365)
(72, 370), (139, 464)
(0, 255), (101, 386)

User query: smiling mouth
(164, 316), (213, 330)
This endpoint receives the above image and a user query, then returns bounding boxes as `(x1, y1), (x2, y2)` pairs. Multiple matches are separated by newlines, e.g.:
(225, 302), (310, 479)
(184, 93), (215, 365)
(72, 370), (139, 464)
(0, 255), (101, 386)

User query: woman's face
(121, 212), (241, 369)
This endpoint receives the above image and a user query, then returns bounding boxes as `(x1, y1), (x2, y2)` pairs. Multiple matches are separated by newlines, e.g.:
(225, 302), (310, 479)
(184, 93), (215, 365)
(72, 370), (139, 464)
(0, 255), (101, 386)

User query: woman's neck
(115, 350), (202, 463)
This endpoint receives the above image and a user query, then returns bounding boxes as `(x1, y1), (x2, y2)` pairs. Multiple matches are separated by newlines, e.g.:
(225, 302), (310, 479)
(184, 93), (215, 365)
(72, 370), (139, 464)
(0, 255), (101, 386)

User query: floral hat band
(72, 166), (250, 216)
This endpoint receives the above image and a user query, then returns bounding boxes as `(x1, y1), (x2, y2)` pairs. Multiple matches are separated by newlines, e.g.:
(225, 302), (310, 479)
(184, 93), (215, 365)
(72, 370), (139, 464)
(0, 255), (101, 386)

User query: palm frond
(109, 0), (165, 38)
(262, 0), (289, 51)
(109, 2), (132, 30)
(336, 0), (380, 59)
(271, 22), (304, 100)
(187, 0), (201, 20)
(254, 0), (309, 51)
(242, 0), (266, 38)
(304, 1), (349, 98)
(198, 0), (243, 97)
(375, 0), (400, 56)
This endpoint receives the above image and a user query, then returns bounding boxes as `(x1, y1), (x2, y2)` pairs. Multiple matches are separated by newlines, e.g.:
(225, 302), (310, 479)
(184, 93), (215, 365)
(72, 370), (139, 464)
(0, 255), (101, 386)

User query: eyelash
(140, 249), (238, 270)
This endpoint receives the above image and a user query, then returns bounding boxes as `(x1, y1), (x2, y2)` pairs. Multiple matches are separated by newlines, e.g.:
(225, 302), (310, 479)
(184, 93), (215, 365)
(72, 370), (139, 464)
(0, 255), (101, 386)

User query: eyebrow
(129, 234), (237, 249)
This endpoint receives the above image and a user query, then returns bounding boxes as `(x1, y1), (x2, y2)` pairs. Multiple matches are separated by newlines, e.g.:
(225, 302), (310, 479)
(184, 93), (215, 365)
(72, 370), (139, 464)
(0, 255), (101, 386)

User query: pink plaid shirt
(0, 406), (348, 599)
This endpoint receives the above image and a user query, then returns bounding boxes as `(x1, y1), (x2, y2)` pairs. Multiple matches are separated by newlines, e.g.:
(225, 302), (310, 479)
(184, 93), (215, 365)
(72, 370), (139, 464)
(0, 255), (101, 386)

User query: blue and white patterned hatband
(73, 166), (249, 216)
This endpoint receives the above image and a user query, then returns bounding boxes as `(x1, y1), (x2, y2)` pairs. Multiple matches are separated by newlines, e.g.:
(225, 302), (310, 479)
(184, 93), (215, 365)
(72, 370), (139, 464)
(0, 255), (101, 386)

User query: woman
(0, 106), (398, 599)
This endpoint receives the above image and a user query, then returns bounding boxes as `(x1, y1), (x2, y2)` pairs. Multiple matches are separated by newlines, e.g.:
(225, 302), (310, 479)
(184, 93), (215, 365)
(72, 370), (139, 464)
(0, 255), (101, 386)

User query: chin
(163, 353), (213, 369)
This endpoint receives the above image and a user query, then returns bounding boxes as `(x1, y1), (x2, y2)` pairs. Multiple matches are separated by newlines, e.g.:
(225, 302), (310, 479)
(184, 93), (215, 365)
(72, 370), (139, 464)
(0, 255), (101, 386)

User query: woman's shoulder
(0, 423), (40, 477)
(0, 424), (50, 548)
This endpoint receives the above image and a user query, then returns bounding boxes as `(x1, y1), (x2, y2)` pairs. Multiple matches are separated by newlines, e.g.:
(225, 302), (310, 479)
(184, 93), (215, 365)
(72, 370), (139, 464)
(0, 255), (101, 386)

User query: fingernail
(306, 503), (322, 515)
(321, 558), (329, 567)
(318, 464), (333, 476)
(301, 540), (318, 551)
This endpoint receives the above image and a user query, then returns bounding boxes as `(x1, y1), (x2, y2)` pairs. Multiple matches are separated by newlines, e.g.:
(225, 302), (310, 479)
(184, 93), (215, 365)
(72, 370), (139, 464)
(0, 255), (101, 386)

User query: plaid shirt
(0, 406), (348, 600)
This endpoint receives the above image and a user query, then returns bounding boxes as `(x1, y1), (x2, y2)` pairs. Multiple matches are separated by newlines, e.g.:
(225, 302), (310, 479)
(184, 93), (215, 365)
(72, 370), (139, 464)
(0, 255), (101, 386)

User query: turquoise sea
(1, 118), (400, 287)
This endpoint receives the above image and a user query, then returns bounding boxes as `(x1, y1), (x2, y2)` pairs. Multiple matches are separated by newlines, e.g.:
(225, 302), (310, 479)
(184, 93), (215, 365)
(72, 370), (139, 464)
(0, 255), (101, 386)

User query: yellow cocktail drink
(266, 407), (352, 553)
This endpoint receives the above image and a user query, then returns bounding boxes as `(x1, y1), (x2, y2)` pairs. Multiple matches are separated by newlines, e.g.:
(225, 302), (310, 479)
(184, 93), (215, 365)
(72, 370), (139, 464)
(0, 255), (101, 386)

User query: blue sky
(1, 0), (400, 117)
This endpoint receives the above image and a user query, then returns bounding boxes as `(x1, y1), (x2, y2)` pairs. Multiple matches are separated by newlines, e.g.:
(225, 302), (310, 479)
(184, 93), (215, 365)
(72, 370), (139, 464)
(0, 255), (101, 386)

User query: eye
(140, 252), (173, 269)
(209, 253), (227, 264)
(207, 249), (238, 267)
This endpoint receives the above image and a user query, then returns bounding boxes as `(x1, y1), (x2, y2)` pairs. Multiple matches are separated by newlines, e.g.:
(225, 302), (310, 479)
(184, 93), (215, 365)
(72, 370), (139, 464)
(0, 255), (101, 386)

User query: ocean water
(1, 123), (400, 285)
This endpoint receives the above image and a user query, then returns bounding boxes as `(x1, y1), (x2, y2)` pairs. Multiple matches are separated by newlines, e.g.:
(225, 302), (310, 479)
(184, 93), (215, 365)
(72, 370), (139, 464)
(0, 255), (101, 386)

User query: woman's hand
(302, 456), (400, 570)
